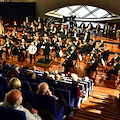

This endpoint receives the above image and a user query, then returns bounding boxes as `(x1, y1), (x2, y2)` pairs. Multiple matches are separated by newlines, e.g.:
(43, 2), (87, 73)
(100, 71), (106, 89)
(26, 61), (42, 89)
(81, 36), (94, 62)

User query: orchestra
(0, 16), (119, 80)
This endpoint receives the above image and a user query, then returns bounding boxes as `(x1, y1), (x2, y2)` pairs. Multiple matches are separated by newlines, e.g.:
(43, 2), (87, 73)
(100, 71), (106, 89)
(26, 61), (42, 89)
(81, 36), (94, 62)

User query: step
(77, 109), (119, 120)
(81, 106), (120, 115)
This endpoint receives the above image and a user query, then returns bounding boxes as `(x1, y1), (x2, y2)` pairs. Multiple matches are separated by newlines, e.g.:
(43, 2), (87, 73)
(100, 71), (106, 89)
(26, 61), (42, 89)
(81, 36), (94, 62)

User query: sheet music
(59, 50), (63, 57)
(79, 54), (82, 61)
(101, 58), (105, 66)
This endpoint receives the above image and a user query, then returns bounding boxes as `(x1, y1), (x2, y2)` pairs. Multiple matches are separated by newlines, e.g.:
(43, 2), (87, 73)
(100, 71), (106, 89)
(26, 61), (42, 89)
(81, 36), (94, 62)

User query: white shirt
(28, 45), (37, 55)
(0, 103), (42, 120)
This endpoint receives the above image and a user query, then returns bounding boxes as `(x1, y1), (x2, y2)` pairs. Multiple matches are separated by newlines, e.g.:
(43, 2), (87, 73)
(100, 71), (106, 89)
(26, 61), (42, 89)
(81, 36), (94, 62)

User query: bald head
(4, 89), (22, 108)
(37, 82), (49, 94)
(7, 89), (22, 104)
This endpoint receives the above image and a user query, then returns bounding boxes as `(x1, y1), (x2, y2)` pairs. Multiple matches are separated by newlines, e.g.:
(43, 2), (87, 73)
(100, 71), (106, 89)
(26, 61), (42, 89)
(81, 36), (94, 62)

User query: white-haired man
(0, 89), (42, 120)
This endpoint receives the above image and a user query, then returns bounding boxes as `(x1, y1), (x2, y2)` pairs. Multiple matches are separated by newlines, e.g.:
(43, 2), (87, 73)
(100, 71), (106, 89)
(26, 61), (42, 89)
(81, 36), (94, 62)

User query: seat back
(35, 94), (57, 118)
(21, 81), (31, 91)
(0, 76), (8, 87)
(0, 106), (26, 120)
(0, 85), (4, 101)
(31, 83), (38, 93)
(21, 90), (35, 108)
(66, 85), (78, 106)
(56, 88), (71, 105)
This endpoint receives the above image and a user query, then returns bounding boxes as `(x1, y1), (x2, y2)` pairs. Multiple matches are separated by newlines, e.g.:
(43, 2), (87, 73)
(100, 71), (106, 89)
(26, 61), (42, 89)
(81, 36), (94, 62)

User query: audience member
(8, 77), (21, 90)
(6, 65), (19, 79)
(0, 89), (42, 120)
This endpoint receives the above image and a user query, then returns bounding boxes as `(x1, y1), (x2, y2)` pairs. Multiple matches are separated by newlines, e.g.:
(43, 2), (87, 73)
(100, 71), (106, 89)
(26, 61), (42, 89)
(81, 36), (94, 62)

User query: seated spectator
(55, 74), (61, 82)
(71, 73), (81, 98)
(42, 71), (53, 79)
(37, 82), (78, 115)
(84, 76), (89, 81)
(6, 65), (19, 79)
(32, 65), (37, 72)
(61, 73), (66, 81)
(0, 89), (42, 120)
(27, 71), (36, 79)
(8, 77), (21, 90)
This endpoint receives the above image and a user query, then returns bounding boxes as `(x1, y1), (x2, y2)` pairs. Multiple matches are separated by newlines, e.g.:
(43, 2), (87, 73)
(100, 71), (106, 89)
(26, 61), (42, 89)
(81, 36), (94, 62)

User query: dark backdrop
(0, 2), (36, 20)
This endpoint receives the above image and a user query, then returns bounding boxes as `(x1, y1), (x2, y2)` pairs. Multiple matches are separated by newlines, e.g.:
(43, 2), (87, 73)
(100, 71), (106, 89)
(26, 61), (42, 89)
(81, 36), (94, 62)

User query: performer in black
(44, 39), (51, 61)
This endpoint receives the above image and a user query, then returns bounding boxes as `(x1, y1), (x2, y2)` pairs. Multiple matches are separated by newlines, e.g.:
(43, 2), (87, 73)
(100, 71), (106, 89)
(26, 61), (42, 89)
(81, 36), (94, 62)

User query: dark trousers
(0, 51), (3, 60)
(107, 69), (116, 80)
(18, 52), (24, 61)
(45, 52), (49, 60)
(6, 48), (9, 59)
(30, 54), (35, 62)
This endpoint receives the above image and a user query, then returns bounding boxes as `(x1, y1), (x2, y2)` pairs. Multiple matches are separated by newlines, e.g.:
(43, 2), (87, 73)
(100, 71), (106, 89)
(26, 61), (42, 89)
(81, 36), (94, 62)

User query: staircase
(65, 86), (120, 120)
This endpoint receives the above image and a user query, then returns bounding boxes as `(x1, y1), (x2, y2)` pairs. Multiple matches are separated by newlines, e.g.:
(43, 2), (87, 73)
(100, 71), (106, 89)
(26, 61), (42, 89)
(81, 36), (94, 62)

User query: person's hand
(31, 108), (38, 114)
(47, 89), (52, 96)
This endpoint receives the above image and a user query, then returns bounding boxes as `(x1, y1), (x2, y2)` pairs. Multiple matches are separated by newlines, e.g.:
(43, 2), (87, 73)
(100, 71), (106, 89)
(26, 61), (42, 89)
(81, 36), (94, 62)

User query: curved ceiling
(36, 0), (120, 17)
(45, 5), (120, 21)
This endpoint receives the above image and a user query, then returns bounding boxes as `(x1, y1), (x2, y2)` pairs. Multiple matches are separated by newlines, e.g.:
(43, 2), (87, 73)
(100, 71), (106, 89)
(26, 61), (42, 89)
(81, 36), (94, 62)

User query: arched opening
(45, 5), (120, 21)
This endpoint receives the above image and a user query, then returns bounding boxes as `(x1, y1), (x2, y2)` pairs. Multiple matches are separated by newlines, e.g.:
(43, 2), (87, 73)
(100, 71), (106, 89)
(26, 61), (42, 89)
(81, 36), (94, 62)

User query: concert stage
(35, 58), (53, 68)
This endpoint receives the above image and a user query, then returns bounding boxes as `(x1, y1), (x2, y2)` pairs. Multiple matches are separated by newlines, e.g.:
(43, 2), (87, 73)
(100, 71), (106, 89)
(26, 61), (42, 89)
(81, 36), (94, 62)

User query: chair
(56, 88), (75, 116)
(0, 106), (26, 120)
(66, 85), (79, 107)
(0, 85), (4, 101)
(35, 94), (64, 120)
(0, 76), (8, 87)
(31, 83), (39, 93)
(21, 81), (31, 91)
(21, 90), (35, 108)
(0, 69), (8, 76)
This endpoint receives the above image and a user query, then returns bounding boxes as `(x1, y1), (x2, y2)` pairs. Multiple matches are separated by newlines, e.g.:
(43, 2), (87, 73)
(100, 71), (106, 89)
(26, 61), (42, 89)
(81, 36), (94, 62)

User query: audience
(0, 60), (93, 119)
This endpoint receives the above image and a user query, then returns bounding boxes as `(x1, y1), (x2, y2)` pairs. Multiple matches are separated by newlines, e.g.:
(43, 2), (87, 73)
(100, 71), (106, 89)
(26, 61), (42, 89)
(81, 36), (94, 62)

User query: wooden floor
(65, 86), (120, 120)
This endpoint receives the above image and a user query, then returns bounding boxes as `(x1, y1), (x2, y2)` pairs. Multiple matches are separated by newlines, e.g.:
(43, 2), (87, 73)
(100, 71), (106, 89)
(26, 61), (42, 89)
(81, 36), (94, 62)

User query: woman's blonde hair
(55, 74), (61, 81)
(8, 77), (21, 90)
